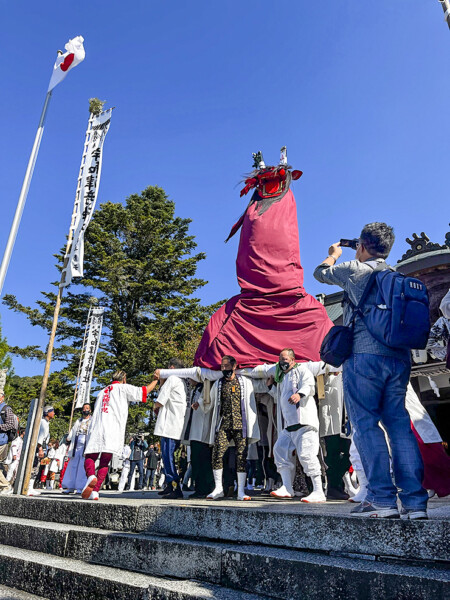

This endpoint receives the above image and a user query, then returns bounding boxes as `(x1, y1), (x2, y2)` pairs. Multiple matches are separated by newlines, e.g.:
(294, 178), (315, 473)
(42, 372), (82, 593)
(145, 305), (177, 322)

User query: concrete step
(0, 515), (448, 600)
(0, 495), (448, 563)
(0, 585), (48, 600)
(0, 544), (264, 600)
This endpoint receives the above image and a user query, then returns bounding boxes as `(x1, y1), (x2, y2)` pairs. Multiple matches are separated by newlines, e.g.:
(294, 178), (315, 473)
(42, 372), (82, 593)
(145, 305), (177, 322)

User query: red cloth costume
(412, 424), (450, 498)
(194, 166), (332, 369)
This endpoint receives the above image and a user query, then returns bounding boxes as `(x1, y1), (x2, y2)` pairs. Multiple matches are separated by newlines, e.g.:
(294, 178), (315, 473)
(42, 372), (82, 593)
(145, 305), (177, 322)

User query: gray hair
(280, 348), (295, 360)
(360, 222), (395, 259)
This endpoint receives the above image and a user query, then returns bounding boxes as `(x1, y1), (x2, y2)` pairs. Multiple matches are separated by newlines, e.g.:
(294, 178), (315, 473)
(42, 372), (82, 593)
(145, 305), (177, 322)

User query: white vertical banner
(75, 307), (104, 408)
(61, 108), (112, 287)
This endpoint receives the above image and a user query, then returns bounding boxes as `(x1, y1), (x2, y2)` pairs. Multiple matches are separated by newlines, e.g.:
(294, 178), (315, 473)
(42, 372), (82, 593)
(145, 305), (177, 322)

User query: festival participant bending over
(82, 371), (157, 500)
(266, 349), (325, 502)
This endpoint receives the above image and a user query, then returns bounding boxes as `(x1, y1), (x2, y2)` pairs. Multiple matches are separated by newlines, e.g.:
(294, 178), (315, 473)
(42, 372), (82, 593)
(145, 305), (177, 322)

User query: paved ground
(34, 489), (450, 520)
(0, 585), (46, 600)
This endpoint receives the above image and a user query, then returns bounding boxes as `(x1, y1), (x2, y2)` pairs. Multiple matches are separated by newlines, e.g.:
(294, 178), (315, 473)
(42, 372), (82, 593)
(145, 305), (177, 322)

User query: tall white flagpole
(0, 91), (52, 295)
(438, 0), (450, 29)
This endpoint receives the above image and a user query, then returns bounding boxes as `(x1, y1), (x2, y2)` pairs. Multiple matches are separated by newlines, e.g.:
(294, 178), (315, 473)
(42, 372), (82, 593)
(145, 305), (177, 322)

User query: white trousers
(118, 463), (135, 491)
(349, 436), (363, 473)
(273, 426), (321, 479)
(6, 459), (19, 482)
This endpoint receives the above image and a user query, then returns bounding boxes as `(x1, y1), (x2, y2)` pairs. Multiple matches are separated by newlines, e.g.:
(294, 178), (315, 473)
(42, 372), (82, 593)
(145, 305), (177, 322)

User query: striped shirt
(314, 258), (410, 361)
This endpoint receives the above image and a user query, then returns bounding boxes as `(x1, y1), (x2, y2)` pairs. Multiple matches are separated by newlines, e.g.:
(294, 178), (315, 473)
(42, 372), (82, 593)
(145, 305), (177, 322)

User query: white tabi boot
(348, 468), (368, 503)
(27, 480), (40, 496)
(270, 469), (294, 499)
(343, 471), (357, 499)
(237, 472), (251, 501)
(207, 469), (224, 500)
(301, 474), (326, 503)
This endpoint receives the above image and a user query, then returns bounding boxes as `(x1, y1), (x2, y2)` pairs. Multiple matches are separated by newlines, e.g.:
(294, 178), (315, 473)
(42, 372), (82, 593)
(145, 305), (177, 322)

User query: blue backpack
(362, 270), (430, 350)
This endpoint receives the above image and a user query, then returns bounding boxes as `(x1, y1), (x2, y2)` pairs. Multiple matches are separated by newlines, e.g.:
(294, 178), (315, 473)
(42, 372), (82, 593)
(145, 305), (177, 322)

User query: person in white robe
(153, 359), (188, 499)
(118, 441), (132, 492)
(269, 350), (325, 502)
(82, 370), (157, 500)
(182, 380), (214, 498)
(158, 357), (260, 501)
(62, 403), (92, 494)
(48, 440), (66, 490)
(27, 406), (56, 496)
(242, 350), (325, 503)
(439, 288), (450, 319)
(6, 428), (25, 484)
(307, 362), (351, 500)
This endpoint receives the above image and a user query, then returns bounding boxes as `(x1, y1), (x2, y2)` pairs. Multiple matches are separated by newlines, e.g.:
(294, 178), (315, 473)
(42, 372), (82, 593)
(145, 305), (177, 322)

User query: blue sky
(0, 1), (449, 377)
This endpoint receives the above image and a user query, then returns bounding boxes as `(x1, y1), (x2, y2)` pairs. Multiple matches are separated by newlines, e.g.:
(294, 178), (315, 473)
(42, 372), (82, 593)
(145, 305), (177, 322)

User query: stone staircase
(0, 494), (448, 599)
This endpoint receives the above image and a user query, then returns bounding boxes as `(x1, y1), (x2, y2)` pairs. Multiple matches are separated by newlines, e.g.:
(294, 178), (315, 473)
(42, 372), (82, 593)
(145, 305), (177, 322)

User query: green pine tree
(3, 186), (222, 436)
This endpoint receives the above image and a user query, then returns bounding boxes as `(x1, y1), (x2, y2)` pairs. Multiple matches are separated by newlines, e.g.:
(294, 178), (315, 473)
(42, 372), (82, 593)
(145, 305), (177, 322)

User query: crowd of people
(1, 222), (449, 521)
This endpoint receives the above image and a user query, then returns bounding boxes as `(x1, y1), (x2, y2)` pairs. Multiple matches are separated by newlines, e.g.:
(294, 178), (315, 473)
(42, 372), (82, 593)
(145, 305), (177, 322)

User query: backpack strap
(347, 261), (387, 324)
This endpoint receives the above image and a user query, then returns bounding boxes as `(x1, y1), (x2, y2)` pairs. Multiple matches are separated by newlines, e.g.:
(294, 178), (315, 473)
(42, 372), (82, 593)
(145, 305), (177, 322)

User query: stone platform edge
(0, 495), (448, 563)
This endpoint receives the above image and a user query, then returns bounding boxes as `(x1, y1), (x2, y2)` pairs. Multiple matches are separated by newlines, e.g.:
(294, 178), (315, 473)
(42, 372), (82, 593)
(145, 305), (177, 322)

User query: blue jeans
(127, 459), (144, 489)
(144, 468), (155, 488)
(160, 437), (180, 484)
(343, 353), (427, 510)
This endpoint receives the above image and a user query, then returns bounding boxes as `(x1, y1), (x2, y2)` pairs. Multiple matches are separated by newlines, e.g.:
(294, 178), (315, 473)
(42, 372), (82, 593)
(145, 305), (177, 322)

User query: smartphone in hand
(339, 238), (359, 250)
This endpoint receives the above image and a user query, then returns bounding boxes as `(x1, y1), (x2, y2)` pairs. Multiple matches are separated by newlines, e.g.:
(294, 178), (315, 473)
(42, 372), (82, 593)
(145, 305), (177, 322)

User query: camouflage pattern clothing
(212, 378), (247, 472)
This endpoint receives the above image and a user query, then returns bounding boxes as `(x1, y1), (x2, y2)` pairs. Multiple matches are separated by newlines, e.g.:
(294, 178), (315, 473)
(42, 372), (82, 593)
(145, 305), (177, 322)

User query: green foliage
(0, 318), (13, 397)
(7, 371), (74, 440)
(3, 186), (222, 437)
(89, 98), (106, 116)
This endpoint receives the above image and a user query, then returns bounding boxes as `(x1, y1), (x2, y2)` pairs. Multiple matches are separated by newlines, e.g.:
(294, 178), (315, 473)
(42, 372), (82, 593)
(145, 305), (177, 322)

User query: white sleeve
(159, 367), (201, 381)
(122, 383), (147, 404)
(297, 368), (316, 397)
(440, 289), (450, 319)
(156, 377), (176, 407)
(251, 378), (271, 394)
(199, 368), (223, 381)
(66, 422), (77, 443)
(306, 361), (325, 377)
(238, 364), (276, 378)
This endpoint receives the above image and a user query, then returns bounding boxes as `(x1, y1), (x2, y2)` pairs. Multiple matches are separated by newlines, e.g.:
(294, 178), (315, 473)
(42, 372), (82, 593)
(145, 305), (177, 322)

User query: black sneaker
(158, 484), (171, 496)
(188, 491), (207, 499)
(351, 501), (399, 518)
(326, 487), (350, 501)
(163, 483), (183, 499)
(400, 507), (428, 520)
